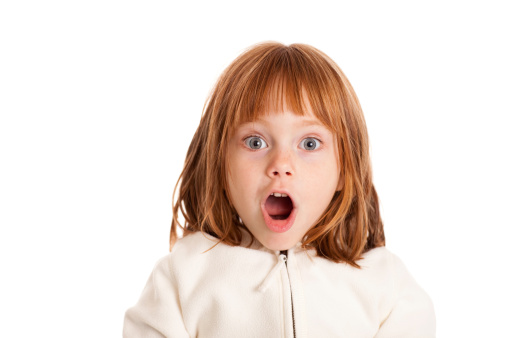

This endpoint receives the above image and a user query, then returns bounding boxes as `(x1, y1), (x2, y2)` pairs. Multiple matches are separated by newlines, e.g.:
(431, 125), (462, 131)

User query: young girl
(123, 42), (435, 337)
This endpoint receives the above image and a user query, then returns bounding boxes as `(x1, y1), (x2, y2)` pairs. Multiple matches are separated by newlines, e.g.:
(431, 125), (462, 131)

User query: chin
(258, 234), (298, 251)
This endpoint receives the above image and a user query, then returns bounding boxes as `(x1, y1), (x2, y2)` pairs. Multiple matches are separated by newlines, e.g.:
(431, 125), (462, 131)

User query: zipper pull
(280, 250), (288, 262)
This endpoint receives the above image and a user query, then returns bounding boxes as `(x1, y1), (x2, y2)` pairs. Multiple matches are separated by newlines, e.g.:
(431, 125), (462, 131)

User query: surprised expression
(226, 109), (342, 251)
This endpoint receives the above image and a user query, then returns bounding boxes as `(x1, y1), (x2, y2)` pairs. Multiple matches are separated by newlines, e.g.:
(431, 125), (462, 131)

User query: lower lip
(261, 205), (297, 233)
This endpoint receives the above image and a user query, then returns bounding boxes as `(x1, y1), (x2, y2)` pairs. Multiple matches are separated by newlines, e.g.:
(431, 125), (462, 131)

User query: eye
(244, 136), (267, 150)
(299, 137), (321, 151)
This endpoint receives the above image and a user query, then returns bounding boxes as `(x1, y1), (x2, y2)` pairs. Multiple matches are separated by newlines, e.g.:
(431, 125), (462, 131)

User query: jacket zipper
(280, 250), (296, 338)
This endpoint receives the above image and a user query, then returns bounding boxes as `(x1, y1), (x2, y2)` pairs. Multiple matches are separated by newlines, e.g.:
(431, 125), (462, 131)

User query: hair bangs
(228, 44), (342, 134)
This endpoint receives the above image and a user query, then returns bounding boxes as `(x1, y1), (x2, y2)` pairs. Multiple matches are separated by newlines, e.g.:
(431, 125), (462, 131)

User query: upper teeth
(271, 193), (288, 197)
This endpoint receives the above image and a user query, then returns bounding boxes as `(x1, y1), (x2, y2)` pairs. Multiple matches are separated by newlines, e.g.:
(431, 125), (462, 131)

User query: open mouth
(265, 193), (293, 220)
(262, 192), (296, 233)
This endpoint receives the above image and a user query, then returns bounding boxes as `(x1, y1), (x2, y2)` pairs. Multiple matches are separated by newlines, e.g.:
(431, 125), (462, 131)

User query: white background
(1, 1), (506, 337)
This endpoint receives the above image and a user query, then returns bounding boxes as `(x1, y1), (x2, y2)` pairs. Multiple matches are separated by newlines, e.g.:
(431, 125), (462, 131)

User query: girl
(124, 42), (436, 337)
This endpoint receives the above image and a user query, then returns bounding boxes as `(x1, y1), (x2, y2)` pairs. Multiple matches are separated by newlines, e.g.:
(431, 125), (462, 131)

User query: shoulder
(360, 246), (433, 301)
(171, 231), (221, 256)
(169, 231), (268, 262)
(359, 246), (393, 269)
(361, 247), (429, 289)
(362, 247), (436, 337)
(360, 246), (421, 282)
(166, 231), (274, 279)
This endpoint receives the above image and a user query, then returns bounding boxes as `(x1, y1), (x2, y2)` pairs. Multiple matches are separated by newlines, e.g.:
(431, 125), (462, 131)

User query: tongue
(265, 195), (293, 216)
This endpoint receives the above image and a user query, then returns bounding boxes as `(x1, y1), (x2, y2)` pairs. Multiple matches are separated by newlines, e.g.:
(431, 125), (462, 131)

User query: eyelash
(242, 135), (323, 151)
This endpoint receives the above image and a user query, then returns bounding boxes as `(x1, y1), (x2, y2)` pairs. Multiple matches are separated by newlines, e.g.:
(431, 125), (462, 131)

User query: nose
(266, 149), (294, 178)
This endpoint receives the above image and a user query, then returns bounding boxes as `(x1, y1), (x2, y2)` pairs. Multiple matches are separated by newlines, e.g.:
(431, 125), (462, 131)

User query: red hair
(171, 42), (384, 267)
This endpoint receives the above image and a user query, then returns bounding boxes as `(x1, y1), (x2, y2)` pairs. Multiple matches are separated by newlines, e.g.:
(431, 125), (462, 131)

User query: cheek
(302, 156), (340, 187)
(301, 161), (339, 222)
(229, 157), (253, 184)
(227, 156), (261, 203)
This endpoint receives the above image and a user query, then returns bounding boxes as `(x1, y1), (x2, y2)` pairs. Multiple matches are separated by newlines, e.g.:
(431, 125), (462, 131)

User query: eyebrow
(299, 119), (325, 127)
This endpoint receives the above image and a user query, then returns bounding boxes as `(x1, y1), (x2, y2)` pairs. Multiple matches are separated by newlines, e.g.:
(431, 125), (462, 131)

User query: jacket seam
(168, 254), (191, 336)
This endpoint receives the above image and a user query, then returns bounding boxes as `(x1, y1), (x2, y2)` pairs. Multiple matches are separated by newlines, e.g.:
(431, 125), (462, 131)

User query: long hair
(170, 42), (384, 267)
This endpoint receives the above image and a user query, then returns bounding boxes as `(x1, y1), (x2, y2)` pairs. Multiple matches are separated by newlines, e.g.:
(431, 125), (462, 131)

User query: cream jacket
(124, 232), (435, 337)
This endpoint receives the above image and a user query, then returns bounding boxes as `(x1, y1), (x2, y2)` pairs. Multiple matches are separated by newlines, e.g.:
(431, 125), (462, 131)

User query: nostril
(271, 170), (292, 176)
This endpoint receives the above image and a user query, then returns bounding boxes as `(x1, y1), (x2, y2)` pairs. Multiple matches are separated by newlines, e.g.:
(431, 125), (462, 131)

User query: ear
(336, 173), (345, 191)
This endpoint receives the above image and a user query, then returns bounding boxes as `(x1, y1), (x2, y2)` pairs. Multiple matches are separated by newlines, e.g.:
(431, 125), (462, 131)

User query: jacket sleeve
(375, 253), (436, 338)
(123, 255), (189, 338)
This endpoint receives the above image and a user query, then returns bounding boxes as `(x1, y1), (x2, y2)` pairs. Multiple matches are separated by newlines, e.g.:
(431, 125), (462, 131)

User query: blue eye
(245, 136), (267, 150)
(300, 138), (321, 150)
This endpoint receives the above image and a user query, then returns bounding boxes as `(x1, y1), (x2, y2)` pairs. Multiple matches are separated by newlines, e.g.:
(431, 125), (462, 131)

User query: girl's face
(227, 109), (342, 251)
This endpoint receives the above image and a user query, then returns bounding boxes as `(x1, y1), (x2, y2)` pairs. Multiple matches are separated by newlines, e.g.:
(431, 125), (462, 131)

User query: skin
(226, 109), (343, 251)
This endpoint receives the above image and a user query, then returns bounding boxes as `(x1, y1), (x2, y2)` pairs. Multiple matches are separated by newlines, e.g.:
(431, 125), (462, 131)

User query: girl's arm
(375, 253), (436, 338)
(123, 255), (189, 338)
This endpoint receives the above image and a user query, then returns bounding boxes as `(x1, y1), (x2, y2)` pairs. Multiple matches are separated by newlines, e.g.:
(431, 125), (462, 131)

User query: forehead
(248, 110), (324, 126)
(234, 99), (334, 132)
